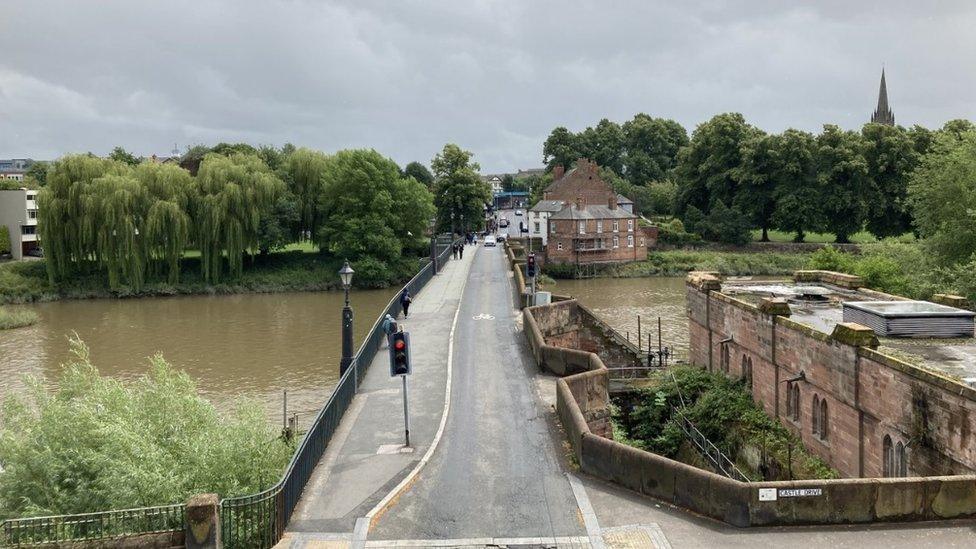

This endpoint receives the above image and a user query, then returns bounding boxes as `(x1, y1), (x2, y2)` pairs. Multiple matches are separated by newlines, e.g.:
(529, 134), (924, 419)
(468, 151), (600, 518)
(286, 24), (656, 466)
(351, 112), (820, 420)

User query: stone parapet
(793, 270), (863, 289)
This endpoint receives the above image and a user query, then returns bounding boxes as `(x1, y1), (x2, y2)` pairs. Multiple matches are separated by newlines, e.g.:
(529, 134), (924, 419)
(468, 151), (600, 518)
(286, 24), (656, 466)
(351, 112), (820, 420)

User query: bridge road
(369, 242), (585, 541)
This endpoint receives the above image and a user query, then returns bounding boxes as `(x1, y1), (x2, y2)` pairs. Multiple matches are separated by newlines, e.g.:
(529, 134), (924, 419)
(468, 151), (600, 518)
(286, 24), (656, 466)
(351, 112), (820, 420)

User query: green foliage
(542, 127), (581, 171)
(700, 201), (752, 245)
(806, 246), (858, 273)
(317, 150), (435, 276)
(0, 338), (293, 518)
(655, 218), (701, 246)
(24, 161), (49, 186)
(862, 124), (918, 238)
(908, 129), (976, 266)
(814, 125), (870, 243)
(770, 129), (822, 242)
(617, 366), (837, 480)
(432, 144), (490, 233)
(108, 146), (140, 166)
(285, 148), (330, 239)
(0, 306), (37, 330)
(0, 225), (10, 255)
(403, 161), (435, 190)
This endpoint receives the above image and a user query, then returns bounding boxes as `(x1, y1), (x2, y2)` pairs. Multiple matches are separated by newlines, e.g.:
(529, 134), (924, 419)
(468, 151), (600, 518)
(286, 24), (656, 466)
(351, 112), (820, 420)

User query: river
(0, 289), (397, 427)
(548, 277), (691, 358)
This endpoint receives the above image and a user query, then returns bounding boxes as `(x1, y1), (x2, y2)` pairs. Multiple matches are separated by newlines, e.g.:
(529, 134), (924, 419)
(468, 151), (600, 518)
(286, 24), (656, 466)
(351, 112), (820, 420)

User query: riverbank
(0, 306), (37, 329)
(0, 251), (420, 304)
(544, 249), (811, 279)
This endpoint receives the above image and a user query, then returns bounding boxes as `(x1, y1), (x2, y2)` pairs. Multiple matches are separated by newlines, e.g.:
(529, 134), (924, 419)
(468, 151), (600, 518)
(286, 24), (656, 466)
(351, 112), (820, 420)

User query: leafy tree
(257, 144), (295, 171)
(622, 114), (688, 185)
(675, 113), (761, 217)
(862, 124), (918, 239)
(258, 191), (301, 254)
(403, 161), (435, 189)
(578, 119), (625, 175)
(701, 200), (752, 245)
(210, 142), (259, 158)
(908, 130), (976, 265)
(285, 148), (330, 239)
(109, 146), (140, 166)
(0, 338), (292, 518)
(193, 154), (284, 282)
(179, 145), (211, 176)
(939, 119), (976, 141)
(525, 172), (553, 207)
(0, 225), (10, 255)
(682, 205), (706, 236)
(771, 129), (821, 242)
(815, 125), (870, 243)
(542, 127), (582, 171)
(908, 125), (936, 156)
(501, 173), (516, 192)
(732, 133), (776, 241)
(431, 144), (490, 233)
(132, 163), (194, 284)
(317, 149), (434, 274)
(24, 161), (49, 186)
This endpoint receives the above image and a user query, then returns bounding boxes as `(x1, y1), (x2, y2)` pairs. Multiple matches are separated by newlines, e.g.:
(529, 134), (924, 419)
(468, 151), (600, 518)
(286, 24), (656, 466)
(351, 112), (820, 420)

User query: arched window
(896, 441), (908, 477)
(721, 344), (730, 373)
(883, 435), (893, 477)
(819, 399), (828, 441)
(812, 395), (820, 436)
(787, 383), (800, 423)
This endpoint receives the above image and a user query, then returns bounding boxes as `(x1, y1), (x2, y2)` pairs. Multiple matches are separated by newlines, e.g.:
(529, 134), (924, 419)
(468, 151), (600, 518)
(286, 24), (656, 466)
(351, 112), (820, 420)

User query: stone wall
(526, 299), (642, 371)
(686, 271), (976, 478)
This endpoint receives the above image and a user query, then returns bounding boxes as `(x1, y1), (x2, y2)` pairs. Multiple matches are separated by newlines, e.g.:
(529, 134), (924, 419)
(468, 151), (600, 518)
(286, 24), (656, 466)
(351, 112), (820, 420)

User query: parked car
(26, 247), (43, 258)
(496, 234), (506, 242)
(484, 235), (497, 247)
(499, 218), (509, 228)
(515, 209), (523, 216)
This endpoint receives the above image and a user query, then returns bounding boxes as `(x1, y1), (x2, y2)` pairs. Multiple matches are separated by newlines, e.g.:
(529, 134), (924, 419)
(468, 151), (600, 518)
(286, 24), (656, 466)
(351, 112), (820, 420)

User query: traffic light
(526, 253), (537, 278)
(389, 331), (411, 376)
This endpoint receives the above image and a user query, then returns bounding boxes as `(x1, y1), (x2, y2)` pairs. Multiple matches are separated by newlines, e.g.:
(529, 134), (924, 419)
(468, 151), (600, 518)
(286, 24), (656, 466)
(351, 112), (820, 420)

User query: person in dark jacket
(400, 289), (412, 318)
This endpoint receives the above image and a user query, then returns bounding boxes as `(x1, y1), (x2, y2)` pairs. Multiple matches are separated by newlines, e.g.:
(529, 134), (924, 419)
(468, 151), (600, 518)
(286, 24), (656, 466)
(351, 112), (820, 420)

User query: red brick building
(541, 159), (656, 265)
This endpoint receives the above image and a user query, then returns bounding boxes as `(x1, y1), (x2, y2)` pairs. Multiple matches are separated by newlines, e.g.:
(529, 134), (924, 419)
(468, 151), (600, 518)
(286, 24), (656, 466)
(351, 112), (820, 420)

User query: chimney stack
(553, 165), (565, 181)
(608, 194), (617, 210)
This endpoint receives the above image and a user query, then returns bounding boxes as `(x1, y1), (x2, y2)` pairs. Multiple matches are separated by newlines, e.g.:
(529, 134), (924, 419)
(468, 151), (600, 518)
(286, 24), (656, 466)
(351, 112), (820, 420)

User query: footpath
(283, 246), (475, 543)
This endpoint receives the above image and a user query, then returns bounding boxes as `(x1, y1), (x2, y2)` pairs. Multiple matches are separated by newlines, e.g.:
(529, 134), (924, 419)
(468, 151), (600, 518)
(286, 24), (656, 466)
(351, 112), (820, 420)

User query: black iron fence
(1, 238), (461, 549)
(1, 504), (185, 547)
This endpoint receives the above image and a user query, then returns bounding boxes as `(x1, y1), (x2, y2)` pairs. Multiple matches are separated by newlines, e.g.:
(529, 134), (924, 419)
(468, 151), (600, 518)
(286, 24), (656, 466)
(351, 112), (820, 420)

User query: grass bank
(0, 250), (422, 305)
(545, 249), (811, 279)
(0, 306), (37, 329)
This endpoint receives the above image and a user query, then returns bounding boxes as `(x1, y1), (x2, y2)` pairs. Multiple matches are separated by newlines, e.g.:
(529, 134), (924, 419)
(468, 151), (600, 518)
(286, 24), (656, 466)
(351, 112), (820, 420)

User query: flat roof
(720, 279), (976, 385)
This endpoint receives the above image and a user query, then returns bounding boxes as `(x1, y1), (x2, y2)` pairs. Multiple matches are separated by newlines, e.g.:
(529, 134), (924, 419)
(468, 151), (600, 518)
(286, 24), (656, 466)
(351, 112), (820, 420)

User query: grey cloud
(1, 0), (974, 172)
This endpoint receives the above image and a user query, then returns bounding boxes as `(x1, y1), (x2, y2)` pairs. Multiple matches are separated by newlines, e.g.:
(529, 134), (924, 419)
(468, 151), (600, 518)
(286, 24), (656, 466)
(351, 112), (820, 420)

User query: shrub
(0, 338), (294, 518)
(701, 201), (752, 245)
(0, 226), (10, 255)
(656, 218), (702, 246)
(0, 306), (37, 330)
(806, 246), (857, 273)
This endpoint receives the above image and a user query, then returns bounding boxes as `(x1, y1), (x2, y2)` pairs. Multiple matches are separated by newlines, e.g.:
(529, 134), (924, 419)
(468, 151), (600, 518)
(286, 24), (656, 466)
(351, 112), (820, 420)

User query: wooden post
(637, 315), (642, 352)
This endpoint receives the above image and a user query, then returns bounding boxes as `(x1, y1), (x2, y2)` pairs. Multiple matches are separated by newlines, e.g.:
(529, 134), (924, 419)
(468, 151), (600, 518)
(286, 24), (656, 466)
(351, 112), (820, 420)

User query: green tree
(0, 225), (10, 255)
(908, 130), (976, 265)
(431, 144), (490, 233)
(542, 127), (582, 171)
(24, 161), (49, 186)
(317, 149), (434, 271)
(525, 172), (553, 207)
(771, 129), (821, 242)
(862, 123), (918, 238)
(0, 338), (292, 518)
(675, 113), (761, 217)
(193, 154), (284, 282)
(815, 125), (870, 243)
(732, 132), (776, 241)
(403, 161), (435, 189)
(701, 200), (752, 245)
(109, 146), (140, 166)
(578, 119), (626, 175)
(285, 148), (330, 239)
(622, 114), (688, 185)
(501, 173), (516, 192)
(132, 163), (194, 283)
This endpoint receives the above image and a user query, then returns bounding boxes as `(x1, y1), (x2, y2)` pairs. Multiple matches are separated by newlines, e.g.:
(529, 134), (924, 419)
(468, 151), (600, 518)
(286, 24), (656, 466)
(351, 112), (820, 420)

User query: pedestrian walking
(458, 243), (464, 259)
(452, 243), (458, 259)
(400, 289), (413, 318)
(382, 314), (398, 347)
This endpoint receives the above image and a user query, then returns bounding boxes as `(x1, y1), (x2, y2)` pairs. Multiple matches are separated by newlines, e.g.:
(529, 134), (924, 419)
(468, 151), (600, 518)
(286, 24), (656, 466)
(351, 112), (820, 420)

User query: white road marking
(354, 249), (474, 544)
(363, 536), (590, 547)
(472, 313), (495, 320)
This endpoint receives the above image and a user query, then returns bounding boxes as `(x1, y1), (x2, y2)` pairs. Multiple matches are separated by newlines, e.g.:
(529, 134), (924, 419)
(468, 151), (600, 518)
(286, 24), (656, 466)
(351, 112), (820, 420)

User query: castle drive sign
(758, 488), (824, 501)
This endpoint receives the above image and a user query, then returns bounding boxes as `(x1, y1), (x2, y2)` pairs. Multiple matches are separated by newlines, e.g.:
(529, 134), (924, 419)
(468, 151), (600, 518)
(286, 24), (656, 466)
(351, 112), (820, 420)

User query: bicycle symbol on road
(472, 313), (495, 321)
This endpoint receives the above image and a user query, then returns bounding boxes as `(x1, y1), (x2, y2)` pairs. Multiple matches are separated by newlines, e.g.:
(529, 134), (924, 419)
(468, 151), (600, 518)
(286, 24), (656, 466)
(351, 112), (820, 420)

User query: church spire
(871, 68), (895, 125)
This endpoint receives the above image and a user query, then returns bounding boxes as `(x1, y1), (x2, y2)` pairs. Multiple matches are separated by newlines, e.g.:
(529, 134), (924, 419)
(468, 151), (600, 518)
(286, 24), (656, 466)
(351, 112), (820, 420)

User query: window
(28, 209), (38, 219)
(883, 435), (893, 477)
(897, 442), (908, 477)
(812, 395), (820, 436)
(721, 343), (730, 373)
(612, 235), (619, 248)
(597, 238), (604, 249)
(534, 222), (540, 233)
(21, 225), (36, 235)
(627, 235), (634, 247)
(557, 241), (563, 251)
(613, 221), (619, 232)
(596, 220), (603, 233)
(819, 399), (828, 441)
(742, 355), (753, 388)
(578, 220), (586, 234)
(550, 222), (556, 234)
(628, 219), (634, 232)
(787, 383), (800, 423)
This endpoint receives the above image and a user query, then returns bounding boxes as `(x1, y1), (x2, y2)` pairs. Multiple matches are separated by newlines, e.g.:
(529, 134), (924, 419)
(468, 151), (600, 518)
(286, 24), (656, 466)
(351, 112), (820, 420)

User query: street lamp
(339, 260), (355, 376)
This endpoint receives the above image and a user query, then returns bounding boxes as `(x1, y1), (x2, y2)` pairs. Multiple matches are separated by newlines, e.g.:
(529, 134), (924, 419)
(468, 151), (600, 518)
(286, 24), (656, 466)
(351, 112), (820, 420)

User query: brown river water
(0, 277), (696, 425)
(0, 289), (396, 426)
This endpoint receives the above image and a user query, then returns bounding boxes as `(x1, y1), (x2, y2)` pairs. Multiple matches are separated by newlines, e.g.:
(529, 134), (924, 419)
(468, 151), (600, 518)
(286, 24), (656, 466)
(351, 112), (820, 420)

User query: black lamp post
(428, 218), (438, 273)
(339, 260), (355, 377)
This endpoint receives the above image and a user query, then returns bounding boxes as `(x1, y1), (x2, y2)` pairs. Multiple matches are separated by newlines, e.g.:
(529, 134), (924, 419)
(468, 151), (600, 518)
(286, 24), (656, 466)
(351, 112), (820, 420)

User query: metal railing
(1, 504), (185, 547)
(1, 238), (461, 549)
(674, 412), (751, 483)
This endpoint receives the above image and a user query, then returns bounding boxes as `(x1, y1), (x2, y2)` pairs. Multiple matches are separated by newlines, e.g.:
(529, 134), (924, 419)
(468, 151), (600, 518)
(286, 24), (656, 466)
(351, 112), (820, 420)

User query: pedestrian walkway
(286, 245), (476, 535)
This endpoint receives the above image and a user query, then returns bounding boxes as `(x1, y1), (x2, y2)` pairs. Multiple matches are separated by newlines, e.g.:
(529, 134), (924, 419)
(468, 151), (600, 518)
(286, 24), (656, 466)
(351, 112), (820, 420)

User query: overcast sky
(1, 1), (974, 173)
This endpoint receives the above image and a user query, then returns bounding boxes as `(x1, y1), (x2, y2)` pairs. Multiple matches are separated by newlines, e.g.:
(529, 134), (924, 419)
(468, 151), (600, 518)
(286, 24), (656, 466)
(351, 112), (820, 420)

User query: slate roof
(530, 200), (565, 213)
(549, 205), (636, 220)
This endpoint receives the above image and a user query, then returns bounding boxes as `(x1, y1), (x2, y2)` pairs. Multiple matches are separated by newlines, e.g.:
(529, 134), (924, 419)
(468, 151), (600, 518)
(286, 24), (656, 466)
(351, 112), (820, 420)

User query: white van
(484, 235), (497, 247)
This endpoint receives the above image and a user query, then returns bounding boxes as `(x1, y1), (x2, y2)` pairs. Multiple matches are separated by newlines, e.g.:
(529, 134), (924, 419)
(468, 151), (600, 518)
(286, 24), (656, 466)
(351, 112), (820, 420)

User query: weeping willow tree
(37, 155), (129, 283)
(193, 154), (284, 283)
(285, 148), (329, 239)
(133, 163), (193, 283)
(90, 175), (151, 290)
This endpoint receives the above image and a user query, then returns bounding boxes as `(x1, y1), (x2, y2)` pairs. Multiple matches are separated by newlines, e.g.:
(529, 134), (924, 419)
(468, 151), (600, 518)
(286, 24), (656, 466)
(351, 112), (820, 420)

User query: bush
(0, 226), (10, 255)
(656, 218), (702, 246)
(806, 246), (858, 273)
(0, 306), (37, 330)
(701, 201), (752, 245)
(0, 338), (294, 518)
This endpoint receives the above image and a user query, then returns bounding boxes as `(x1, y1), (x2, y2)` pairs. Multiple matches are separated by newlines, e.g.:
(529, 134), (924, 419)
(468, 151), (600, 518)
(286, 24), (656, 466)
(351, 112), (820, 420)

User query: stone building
(546, 195), (655, 265)
(871, 68), (895, 126)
